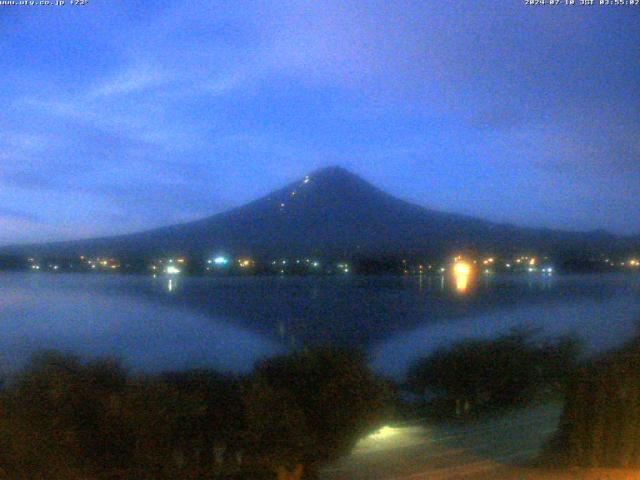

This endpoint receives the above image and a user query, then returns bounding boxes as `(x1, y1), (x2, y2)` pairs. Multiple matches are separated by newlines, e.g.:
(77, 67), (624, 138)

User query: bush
(546, 336), (640, 468)
(0, 352), (244, 479)
(244, 348), (393, 479)
(0, 351), (129, 478)
(406, 330), (581, 418)
(0, 348), (393, 480)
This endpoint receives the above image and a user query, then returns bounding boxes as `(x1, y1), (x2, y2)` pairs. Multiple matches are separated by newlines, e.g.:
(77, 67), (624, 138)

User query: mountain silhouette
(2, 166), (635, 259)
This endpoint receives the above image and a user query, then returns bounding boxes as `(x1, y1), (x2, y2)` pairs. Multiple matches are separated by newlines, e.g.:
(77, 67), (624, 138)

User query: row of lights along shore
(21, 253), (640, 276)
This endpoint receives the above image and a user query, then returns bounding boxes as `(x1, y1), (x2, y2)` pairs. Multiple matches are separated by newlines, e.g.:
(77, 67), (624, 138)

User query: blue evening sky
(0, 1), (638, 244)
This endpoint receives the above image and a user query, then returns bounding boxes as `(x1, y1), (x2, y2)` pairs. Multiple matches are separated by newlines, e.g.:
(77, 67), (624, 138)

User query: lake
(1, 272), (639, 378)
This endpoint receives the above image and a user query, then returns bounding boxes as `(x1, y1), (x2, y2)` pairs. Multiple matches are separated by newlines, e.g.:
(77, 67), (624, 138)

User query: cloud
(1, 171), (54, 190)
(87, 66), (171, 100)
(0, 206), (42, 224)
(0, 127), (156, 189)
(0, 0), (638, 241)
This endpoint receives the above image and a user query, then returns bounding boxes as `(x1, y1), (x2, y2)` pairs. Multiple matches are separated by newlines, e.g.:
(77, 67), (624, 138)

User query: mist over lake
(1, 272), (639, 378)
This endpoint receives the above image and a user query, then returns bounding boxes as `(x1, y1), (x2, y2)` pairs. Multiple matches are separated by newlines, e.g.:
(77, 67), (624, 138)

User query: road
(320, 402), (639, 479)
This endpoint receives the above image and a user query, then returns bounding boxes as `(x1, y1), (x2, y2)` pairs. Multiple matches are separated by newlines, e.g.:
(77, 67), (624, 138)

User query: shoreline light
(213, 256), (229, 265)
(238, 258), (253, 268)
(452, 260), (472, 293)
(165, 265), (181, 275)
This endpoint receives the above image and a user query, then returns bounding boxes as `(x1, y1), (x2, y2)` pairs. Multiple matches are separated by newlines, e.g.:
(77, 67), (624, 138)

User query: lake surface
(1, 272), (639, 378)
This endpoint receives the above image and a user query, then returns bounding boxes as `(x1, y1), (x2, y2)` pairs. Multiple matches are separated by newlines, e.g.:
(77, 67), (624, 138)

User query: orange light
(454, 262), (471, 276)
(453, 261), (472, 293)
(238, 258), (253, 268)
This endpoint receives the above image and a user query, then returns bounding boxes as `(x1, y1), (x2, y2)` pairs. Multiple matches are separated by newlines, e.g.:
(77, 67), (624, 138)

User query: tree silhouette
(406, 330), (580, 417)
(244, 348), (393, 479)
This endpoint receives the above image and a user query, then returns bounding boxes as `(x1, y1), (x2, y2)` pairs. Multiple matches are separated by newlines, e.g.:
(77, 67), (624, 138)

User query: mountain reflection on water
(1, 272), (639, 377)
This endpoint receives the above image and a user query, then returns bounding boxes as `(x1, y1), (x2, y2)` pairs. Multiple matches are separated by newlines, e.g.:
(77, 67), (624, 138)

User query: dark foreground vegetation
(405, 330), (640, 469)
(406, 330), (581, 419)
(0, 349), (392, 480)
(546, 335), (640, 468)
(4, 329), (640, 478)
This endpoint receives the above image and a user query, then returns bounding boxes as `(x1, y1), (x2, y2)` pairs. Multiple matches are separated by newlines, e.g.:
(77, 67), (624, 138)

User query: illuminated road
(322, 403), (566, 480)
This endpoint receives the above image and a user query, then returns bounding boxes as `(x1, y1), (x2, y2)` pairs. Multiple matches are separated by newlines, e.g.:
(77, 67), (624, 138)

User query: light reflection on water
(0, 275), (283, 374)
(452, 261), (472, 294)
(371, 292), (640, 378)
(0, 272), (638, 376)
